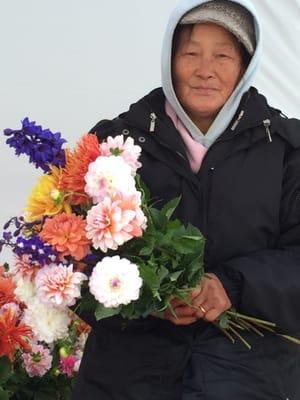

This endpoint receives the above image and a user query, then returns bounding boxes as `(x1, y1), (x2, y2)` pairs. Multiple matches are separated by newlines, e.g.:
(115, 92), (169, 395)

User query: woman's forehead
(177, 23), (240, 49)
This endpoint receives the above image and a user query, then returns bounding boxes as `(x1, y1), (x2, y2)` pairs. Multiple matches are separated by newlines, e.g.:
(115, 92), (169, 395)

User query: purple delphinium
(14, 236), (59, 266)
(1, 216), (59, 267)
(4, 117), (66, 172)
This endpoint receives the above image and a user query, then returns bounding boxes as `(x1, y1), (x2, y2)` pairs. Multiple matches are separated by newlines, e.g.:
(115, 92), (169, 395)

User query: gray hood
(161, 0), (262, 147)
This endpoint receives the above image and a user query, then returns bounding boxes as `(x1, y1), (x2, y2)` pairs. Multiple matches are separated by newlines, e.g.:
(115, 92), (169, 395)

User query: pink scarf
(165, 101), (207, 173)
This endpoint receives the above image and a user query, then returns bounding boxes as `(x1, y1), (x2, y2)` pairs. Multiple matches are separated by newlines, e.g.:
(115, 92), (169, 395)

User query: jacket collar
(121, 87), (300, 164)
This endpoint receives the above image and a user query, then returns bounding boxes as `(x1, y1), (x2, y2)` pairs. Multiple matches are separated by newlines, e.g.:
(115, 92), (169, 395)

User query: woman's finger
(166, 305), (196, 318)
(169, 297), (188, 308)
(168, 315), (198, 326)
(194, 302), (210, 318)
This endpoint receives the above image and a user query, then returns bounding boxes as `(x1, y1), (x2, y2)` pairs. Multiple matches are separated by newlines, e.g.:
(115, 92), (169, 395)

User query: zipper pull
(231, 110), (245, 131)
(149, 112), (157, 133)
(263, 119), (272, 142)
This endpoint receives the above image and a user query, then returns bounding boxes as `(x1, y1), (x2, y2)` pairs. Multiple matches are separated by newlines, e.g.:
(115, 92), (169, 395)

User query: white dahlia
(14, 276), (36, 305)
(84, 156), (136, 203)
(23, 298), (71, 344)
(89, 256), (143, 308)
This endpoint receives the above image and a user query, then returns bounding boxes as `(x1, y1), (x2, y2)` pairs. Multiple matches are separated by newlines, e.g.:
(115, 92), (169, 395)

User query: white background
(1, 0), (300, 263)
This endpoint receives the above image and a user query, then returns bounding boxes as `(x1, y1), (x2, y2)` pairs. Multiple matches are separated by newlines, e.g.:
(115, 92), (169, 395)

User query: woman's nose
(194, 58), (214, 79)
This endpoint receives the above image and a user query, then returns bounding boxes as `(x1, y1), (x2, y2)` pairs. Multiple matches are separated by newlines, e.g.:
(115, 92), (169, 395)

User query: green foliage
(95, 304), (121, 321)
(106, 196), (206, 321)
(0, 358), (12, 385)
(161, 197), (181, 220)
(0, 387), (10, 400)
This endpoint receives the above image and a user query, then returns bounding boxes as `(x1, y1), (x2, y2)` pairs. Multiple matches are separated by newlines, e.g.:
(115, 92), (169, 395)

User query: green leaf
(139, 238), (155, 256)
(95, 304), (121, 321)
(0, 358), (12, 385)
(33, 386), (58, 400)
(168, 270), (184, 282)
(139, 263), (160, 289)
(186, 223), (205, 237)
(120, 302), (135, 319)
(0, 387), (10, 400)
(161, 196), (181, 220)
(135, 174), (150, 204)
(148, 208), (167, 230)
(156, 266), (169, 283)
(180, 234), (202, 241)
(77, 290), (97, 314)
(172, 238), (200, 254)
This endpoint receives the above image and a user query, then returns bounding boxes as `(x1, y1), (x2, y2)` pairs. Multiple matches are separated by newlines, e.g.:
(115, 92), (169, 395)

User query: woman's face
(173, 23), (244, 131)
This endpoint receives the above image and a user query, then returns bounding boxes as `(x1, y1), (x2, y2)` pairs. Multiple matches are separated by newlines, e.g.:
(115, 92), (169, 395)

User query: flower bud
(59, 346), (70, 358)
(50, 189), (63, 204)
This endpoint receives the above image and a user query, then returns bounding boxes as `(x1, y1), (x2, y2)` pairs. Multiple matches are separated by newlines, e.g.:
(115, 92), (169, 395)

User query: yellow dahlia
(25, 166), (72, 222)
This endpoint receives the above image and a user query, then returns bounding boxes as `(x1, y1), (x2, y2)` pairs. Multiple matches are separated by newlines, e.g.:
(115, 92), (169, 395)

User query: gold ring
(199, 305), (207, 314)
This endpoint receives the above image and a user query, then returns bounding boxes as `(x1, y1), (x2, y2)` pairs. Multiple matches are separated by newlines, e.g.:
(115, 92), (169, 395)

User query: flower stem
(228, 326), (252, 349)
(227, 311), (276, 327)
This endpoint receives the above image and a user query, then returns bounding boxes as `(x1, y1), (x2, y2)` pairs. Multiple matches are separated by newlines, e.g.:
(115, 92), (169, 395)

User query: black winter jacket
(72, 87), (300, 400)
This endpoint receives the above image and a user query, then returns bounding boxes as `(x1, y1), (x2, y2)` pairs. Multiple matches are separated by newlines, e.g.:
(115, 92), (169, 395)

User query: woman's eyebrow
(188, 39), (235, 48)
(214, 42), (235, 48)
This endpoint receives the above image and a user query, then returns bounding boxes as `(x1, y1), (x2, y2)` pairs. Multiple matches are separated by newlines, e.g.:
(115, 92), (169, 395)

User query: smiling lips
(191, 86), (219, 95)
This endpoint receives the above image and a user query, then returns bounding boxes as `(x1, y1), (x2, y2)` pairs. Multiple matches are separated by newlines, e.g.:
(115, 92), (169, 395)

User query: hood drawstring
(263, 119), (272, 143)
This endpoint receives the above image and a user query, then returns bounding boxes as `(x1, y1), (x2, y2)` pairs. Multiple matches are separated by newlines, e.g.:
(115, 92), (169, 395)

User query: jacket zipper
(231, 110), (245, 131)
(263, 119), (272, 142)
(202, 117), (273, 246)
(149, 112), (157, 133)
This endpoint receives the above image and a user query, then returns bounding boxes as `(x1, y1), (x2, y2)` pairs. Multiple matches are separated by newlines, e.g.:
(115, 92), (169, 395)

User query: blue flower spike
(4, 117), (67, 172)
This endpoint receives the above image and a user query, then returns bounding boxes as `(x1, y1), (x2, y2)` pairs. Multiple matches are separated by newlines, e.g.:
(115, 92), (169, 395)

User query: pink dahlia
(60, 354), (78, 377)
(22, 343), (53, 377)
(86, 193), (147, 252)
(100, 135), (142, 172)
(0, 302), (21, 317)
(15, 254), (40, 280)
(35, 264), (87, 307)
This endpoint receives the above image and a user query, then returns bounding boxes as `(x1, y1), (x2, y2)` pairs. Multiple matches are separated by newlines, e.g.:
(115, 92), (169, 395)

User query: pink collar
(165, 100), (207, 173)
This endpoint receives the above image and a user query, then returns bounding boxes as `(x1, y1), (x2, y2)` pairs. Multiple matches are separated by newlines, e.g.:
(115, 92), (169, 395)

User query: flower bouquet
(0, 118), (208, 399)
(0, 262), (90, 400)
(1, 118), (298, 398)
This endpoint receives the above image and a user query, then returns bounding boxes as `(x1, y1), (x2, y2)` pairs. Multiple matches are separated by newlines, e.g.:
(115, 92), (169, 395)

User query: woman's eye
(216, 53), (230, 59)
(185, 52), (197, 57)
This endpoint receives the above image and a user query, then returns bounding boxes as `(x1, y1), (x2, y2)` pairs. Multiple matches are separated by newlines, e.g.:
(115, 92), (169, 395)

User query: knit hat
(180, 0), (256, 54)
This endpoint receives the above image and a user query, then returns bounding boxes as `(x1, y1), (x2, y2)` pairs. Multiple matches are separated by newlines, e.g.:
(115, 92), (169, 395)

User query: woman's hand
(151, 290), (201, 325)
(191, 273), (232, 322)
(152, 273), (231, 325)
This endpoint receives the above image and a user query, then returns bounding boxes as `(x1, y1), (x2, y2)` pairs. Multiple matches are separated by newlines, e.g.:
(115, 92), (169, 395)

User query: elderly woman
(72, 0), (300, 399)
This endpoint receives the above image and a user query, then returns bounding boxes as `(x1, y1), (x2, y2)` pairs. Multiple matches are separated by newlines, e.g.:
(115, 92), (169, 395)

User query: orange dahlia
(59, 134), (101, 205)
(0, 307), (32, 361)
(0, 275), (16, 307)
(39, 213), (91, 261)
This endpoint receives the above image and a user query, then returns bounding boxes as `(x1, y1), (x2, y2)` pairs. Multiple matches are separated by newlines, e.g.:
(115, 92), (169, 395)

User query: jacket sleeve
(213, 146), (300, 334)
